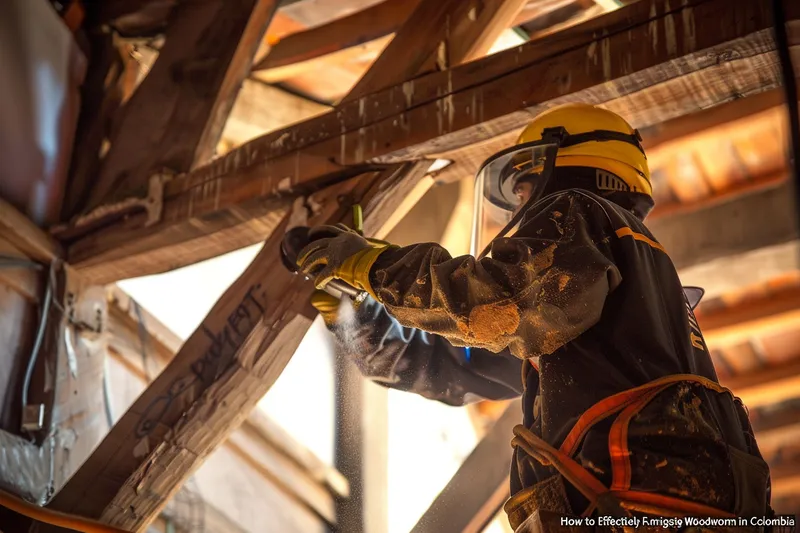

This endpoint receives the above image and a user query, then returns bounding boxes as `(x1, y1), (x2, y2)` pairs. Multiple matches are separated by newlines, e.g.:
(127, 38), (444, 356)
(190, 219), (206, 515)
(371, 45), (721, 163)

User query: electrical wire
(0, 487), (129, 533)
(21, 261), (57, 425)
(102, 355), (115, 429)
(772, 0), (800, 228)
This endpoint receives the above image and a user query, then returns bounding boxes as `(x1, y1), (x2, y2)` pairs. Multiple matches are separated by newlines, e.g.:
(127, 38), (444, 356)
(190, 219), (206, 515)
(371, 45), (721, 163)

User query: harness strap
(513, 374), (740, 519)
(560, 373), (736, 458)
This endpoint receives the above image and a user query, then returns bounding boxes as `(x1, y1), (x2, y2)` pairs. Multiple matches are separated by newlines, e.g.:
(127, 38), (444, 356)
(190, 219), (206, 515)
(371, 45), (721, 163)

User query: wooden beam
(106, 285), (349, 498)
(251, 35), (393, 84)
(129, 45), (333, 149)
(45, 163), (431, 531)
(48, 2), (521, 524)
(61, 34), (138, 220)
(82, 0), (280, 213)
(639, 88), (786, 151)
(751, 406), (800, 456)
(220, 79), (331, 147)
(411, 404), (518, 533)
(0, 198), (61, 264)
(723, 358), (800, 409)
(104, 296), (344, 528)
(771, 462), (800, 499)
(62, 0), (798, 285)
(648, 182), (800, 300)
(252, 0), (422, 74)
(343, 0), (528, 102)
(699, 287), (800, 351)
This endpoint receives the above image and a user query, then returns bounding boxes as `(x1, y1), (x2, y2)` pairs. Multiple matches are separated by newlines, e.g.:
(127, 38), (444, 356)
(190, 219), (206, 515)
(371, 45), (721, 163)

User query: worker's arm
(368, 190), (622, 358)
(321, 292), (524, 406)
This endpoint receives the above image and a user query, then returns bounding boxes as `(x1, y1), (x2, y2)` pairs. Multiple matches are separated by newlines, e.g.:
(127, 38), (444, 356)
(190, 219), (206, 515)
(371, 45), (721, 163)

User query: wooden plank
(45, 163), (431, 531)
(82, 0), (280, 213)
(771, 463), (800, 499)
(751, 407), (800, 456)
(639, 88), (786, 150)
(699, 288), (800, 351)
(0, 237), (42, 303)
(106, 286), (350, 499)
(221, 79), (331, 147)
(253, 0), (422, 73)
(648, 181), (800, 299)
(104, 301), (339, 531)
(410, 404), (518, 533)
(343, 0), (528, 102)
(129, 44), (333, 149)
(723, 358), (800, 409)
(61, 34), (137, 220)
(251, 35), (393, 84)
(0, 198), (60, 264)
(62, 0), (798, 285)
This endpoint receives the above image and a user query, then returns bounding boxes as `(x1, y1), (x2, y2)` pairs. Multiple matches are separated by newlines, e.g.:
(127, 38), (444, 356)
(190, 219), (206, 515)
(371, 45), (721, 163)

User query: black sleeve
(326, 296), (523, 406)
(368, 191), (622, 359)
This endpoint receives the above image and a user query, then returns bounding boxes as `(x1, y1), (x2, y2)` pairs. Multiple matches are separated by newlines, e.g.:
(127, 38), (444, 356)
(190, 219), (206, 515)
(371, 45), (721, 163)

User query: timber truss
(22, 0), (800, 530)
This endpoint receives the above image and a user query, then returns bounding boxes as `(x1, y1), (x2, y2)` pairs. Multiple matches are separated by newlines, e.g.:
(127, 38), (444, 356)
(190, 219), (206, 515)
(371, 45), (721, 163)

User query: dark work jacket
(329, 188), (771, 519)
(324, 294), (524, 405)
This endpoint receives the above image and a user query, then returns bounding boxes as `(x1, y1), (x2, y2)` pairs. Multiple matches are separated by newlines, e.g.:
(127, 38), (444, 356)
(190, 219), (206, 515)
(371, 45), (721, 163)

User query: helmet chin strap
(476, 144), (559, 260)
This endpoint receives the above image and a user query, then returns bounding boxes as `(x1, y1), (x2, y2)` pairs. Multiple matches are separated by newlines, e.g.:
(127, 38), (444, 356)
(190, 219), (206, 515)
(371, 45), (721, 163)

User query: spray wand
(279, 205), (369, 304)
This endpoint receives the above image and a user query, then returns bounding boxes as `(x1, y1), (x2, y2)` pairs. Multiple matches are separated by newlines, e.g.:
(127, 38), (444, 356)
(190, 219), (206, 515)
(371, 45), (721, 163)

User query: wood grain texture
(343, 0), (528, 102)
(45, 163), (429, 530)
(649, 181), (798, 272)
(63, 0), (798, 285)
(84, 0), (280, 211)
(253, 0), (422, 73)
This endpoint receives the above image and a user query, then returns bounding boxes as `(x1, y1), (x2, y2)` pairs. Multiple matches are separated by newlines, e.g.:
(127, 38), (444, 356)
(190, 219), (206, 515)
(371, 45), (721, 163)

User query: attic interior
(1, 0), (800, 531)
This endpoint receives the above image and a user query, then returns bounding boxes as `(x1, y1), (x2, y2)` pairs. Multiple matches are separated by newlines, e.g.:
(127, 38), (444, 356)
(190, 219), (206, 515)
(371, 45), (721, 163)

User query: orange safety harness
(511, 367), (740, 520)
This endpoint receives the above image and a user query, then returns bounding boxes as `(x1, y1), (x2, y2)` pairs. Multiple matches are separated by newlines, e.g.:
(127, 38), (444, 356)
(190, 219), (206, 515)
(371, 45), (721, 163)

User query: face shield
(471, 140), (559, 258)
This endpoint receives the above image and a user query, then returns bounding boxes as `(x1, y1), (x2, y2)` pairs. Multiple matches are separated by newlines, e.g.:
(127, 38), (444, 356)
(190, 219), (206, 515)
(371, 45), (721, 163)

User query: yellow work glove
(310, 290), (341, 326)
(296, 223), (393, 300)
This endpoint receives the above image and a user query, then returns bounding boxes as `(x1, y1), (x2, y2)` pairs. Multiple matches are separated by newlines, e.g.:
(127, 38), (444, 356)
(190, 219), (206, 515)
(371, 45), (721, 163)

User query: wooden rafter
(47, 0), (529, 528)
(699, 287), (800, 350)
(341, 0), (529, 102)
(724, 357), (800, 410)
(252, 0), (423, 77)
(81, 0), (280, 214)
(638, 88), (786, 151)
(44, 165), (424, 531)
(649, 181), (799, 300)
(61, 0), (798, 285)
(751, 405), (800, 456)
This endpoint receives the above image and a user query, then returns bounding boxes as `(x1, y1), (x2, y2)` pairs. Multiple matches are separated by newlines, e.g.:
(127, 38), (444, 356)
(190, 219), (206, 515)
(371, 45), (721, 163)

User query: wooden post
(82, 0), (280, 213)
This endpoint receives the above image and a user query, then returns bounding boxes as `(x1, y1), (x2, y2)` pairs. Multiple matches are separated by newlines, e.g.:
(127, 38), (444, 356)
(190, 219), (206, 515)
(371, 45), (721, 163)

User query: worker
(297, 104), (773, 531)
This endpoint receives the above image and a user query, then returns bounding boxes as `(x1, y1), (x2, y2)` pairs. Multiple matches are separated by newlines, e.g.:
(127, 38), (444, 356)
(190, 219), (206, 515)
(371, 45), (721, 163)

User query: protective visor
(471, 140), (559, 258)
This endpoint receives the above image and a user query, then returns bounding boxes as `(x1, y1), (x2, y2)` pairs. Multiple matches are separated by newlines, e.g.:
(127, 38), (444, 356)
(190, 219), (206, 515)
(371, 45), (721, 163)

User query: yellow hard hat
(516, 103), (651, 196)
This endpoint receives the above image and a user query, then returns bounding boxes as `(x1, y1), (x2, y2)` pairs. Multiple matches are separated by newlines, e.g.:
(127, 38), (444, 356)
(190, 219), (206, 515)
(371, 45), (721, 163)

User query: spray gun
(280, 205), (369, 304)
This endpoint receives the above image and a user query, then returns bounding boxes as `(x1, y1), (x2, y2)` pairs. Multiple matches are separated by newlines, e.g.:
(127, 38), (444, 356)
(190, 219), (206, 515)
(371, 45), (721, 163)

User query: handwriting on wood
(135, 282), (268, 437)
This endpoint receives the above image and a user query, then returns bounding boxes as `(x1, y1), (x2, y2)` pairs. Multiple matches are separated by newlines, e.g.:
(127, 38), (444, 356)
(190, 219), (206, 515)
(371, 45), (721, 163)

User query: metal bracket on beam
(66, 171), (175, 232)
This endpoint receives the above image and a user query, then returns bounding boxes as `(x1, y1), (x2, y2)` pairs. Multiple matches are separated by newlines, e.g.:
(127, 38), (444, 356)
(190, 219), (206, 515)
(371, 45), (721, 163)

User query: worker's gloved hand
(311, 290), (341, 326)
(296, 224), (393, 298)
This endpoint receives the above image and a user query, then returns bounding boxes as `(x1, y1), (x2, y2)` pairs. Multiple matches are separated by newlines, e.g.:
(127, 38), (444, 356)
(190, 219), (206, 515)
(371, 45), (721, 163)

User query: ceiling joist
(60, 0), (799, 286)
(252, 0), (422, 80)
(82, 0), (281, 213)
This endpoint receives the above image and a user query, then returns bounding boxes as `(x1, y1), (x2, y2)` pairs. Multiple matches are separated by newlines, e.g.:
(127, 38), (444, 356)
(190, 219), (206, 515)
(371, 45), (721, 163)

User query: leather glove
(311, 290), (341, 326)
(296, 224), (393, 299)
